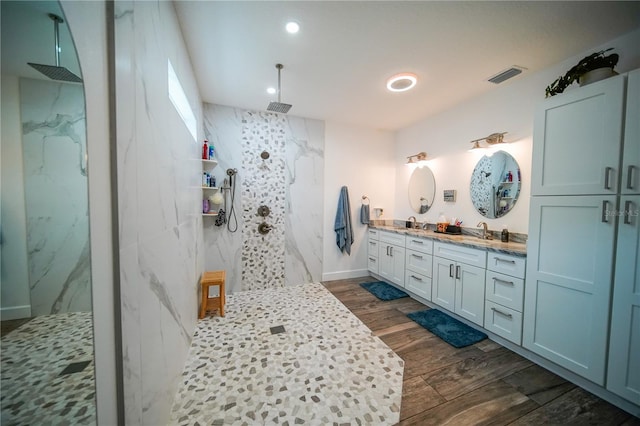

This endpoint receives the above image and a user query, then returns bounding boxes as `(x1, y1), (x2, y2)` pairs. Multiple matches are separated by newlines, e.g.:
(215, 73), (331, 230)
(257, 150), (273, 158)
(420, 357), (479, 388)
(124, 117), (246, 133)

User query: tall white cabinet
(525, 70), (640, 397)
(607, 69), (640, 405)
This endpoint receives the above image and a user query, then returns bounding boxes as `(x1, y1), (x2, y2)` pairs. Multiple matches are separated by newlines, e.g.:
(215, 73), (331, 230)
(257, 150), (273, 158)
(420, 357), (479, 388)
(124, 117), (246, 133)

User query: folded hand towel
(360, 204), (370, 224)
(334, 186), (354, 255)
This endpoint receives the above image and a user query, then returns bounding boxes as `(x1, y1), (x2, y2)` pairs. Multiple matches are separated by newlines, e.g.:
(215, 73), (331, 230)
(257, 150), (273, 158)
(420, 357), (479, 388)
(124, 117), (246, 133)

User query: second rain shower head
(267, 64), (292, 114)
(28, 14), (82, 83)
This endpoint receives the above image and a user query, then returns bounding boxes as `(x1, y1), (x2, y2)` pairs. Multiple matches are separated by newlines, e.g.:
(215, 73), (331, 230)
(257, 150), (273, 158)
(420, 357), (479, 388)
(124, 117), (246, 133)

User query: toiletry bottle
(209, 145), (214, 160)
(211, 176), (216, 188)
(202, 140), (209, 160)
(203, 199), (209, 213)
(501, 226), (509, 243)
(202, 172), (207, 187)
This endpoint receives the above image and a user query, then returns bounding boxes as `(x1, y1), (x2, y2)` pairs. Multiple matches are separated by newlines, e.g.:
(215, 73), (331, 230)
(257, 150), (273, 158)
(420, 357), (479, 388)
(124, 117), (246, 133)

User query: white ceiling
(174, 1), (640, 131)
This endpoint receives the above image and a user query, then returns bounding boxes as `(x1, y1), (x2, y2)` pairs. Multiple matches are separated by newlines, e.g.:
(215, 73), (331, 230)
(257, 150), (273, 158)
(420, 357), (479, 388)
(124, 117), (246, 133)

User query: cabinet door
(532, 74), (624, 196)
(454, 263), (485, 326)
(433, 257), (455, 311)
(378, 244), (393, 282)
(389, 245), (405, 287)
(523, 195), (617, 385)
(622, 69), (640, 195)
(607, 195), (640, 404)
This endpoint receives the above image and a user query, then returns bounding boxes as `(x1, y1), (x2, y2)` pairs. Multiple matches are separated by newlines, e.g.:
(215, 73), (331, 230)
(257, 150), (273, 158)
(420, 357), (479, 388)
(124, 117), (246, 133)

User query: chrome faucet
(408, 216), (417, 229)
(477, 221), (492, 240)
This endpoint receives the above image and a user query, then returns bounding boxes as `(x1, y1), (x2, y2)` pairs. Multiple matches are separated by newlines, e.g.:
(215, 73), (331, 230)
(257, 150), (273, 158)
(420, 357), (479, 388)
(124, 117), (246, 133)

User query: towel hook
(362, 195), (370, 205)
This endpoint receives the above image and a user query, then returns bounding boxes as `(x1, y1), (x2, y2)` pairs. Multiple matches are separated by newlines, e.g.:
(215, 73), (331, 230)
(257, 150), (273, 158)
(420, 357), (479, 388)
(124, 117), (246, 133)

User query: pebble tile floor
(0, 312), (96, 426)
(169, 283), (404, 425)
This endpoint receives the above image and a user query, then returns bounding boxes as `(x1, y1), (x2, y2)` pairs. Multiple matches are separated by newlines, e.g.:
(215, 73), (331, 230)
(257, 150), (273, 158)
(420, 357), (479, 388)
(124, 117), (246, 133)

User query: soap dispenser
(501, 225), (509, 243)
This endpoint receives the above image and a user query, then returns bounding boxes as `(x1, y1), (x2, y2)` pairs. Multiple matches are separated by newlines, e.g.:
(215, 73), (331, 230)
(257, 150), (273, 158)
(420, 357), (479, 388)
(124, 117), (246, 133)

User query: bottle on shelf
(202, 140), (209, 160)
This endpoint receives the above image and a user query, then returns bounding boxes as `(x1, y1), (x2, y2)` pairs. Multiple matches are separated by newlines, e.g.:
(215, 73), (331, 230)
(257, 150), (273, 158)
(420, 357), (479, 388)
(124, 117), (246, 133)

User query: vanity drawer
(484, 300), (522, 345)
(433, 241), (487, 268)
(485, 270), (524, 312)
(405, 271), (432, 301)
(368, 228), (380, 240)
(406, 249), (433, 277)
(379, 231), (406, 247)
(368, 239), (379, 257)
(368, 255), (379, 274)
(406, 236), (433, 255)
(487, 252), (526, 278)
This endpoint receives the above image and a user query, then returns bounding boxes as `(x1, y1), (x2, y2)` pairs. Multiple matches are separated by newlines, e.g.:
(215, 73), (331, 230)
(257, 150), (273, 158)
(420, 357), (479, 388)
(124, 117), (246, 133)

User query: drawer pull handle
(411, 239), (424, 244)
(624, 200), (634, 225)
(491, 307), (513, 318)
(369, 241), (376, 245)
(602, 200), (610, 223)
(455, 265), (461, 279)
(369, 257), (376, 262)
(449, 264), (454, 278)
(628, 165), (636, 190)
(604, 166), (613, 190)
(411, 254), (423, 259)
(494, 277), (514, 286)
(411, 275), (423, 281)
(495, 258), (516, 264)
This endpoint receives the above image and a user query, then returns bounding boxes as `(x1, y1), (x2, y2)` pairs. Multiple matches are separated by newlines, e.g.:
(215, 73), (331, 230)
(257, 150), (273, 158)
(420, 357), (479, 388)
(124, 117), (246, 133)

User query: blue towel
(334, 186), (354, 255)
(360, 204), (370, 224)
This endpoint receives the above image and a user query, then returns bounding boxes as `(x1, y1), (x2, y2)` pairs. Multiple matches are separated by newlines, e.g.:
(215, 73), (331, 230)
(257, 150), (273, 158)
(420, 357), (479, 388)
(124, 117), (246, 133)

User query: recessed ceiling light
(285, 21), (300, 34)
(267, 87), (276, 95)
(386, 73), (418, 92)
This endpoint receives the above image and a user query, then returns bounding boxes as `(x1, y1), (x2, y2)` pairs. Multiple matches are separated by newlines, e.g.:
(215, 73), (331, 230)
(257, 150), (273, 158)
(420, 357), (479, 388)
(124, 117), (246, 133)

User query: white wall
(322, 121), (395, 280)
(395, 27), (640, 235)
(61, 0), (118, 424)
(0, 74), (31, 320)
(113, 1), (204, 424)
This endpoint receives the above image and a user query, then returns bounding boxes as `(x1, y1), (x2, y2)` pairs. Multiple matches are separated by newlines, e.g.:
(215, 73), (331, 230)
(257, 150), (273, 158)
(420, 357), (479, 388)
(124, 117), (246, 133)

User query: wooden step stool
(199, 270), (225, 319)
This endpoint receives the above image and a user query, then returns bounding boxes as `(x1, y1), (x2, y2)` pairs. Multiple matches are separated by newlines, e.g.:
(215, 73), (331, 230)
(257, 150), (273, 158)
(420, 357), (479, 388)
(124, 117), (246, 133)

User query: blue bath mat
(360, 281), (409, 301)
(407, 309), (487, 348)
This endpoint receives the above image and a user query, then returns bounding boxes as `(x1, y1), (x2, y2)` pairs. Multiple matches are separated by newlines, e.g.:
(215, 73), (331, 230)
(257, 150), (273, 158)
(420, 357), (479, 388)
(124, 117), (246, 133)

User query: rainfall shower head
(267, 64), (292, 114)
(28, 14), (82, 83)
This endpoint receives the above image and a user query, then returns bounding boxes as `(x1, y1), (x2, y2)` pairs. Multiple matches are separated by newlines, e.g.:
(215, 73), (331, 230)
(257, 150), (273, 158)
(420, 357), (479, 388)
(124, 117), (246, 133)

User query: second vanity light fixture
(406, 152), (429, 167)
(469, 132), (508, 150)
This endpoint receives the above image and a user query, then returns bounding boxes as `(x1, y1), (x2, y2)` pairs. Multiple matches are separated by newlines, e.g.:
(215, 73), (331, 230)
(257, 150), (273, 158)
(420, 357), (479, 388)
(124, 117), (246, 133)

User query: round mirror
(470, 151), (521, 218)
(408, 166), (436, 214)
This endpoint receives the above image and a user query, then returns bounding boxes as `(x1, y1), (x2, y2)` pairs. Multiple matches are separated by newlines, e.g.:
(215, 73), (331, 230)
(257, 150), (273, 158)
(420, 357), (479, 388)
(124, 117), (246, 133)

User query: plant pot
(579, 67), (618, 86)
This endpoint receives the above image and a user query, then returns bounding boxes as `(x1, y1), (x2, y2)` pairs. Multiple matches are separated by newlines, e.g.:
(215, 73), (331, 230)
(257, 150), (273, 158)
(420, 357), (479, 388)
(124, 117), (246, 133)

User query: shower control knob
(257, 205), (271, 217)
(258, 222), (273, 235)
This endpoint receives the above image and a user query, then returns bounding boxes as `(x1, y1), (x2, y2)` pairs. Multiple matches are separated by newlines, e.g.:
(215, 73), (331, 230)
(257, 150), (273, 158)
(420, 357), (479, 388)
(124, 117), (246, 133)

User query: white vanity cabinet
(432, 242), (487, 326)
(378, 231), (406, 287)
(367, 229), (380, 275)
(405, 236), (433, 301)
(484, 252), (526, 345)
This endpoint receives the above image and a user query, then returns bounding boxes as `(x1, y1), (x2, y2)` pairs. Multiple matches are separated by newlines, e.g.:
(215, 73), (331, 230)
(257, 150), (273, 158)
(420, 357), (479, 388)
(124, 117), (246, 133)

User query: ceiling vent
(487, 66), (525, 84)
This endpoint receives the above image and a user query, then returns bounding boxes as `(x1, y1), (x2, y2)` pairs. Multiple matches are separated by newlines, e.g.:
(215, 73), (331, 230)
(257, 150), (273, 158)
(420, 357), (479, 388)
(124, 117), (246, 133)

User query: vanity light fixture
(386, 73), (418, 92)
(469, 132), (508, 150)
(406, 152), (429, 167)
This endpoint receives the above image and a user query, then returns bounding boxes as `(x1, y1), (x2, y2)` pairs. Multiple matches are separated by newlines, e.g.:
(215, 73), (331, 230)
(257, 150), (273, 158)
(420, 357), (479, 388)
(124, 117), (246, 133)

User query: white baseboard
(322, 269), (370, 282)
(1, 305), (31, 321)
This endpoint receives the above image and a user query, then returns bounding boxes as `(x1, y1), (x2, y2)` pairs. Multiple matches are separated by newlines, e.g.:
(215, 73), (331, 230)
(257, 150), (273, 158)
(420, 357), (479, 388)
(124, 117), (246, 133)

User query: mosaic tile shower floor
(0, 312), (96, 425)
(170, 283), (404, 425)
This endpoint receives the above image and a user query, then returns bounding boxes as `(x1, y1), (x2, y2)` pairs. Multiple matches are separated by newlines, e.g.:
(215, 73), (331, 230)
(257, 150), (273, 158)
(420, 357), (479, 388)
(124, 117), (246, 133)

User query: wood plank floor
(323, 276), (640, 425)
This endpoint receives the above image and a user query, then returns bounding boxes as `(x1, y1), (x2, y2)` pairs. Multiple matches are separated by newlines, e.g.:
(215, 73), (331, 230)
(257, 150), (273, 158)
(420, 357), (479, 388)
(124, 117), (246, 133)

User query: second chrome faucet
(477, 221), (492, 240)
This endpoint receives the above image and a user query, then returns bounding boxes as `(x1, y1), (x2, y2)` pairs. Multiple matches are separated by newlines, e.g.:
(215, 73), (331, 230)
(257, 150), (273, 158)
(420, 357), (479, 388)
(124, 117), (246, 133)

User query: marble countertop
(370, 225), (527, 257)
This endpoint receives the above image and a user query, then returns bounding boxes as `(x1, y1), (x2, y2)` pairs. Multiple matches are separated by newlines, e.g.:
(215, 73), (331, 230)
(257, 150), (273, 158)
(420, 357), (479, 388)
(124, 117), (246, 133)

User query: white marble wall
(114, 1), (204, 424)
(19, 78), (91, 316)
(203, 104), (324, 293)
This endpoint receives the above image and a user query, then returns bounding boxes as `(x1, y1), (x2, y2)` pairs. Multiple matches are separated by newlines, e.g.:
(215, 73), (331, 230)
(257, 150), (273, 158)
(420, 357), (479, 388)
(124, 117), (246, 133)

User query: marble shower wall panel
(114, 1), (204, 424)
(203, 104), (244, 293)
(202, 103), (324, 293)
(19, 78), (91, 316)
(284, 117), (324, 286)
(241, 111), (287, 290)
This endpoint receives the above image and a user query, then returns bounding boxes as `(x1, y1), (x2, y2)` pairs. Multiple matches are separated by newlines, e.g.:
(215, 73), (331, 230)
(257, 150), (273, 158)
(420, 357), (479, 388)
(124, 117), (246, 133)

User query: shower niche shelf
(202, 159), (219, 216)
